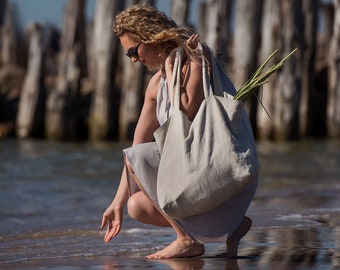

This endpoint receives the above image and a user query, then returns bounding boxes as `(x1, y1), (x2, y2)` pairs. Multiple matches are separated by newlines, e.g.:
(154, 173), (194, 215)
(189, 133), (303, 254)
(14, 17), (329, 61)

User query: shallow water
(0, 139), (339, 269)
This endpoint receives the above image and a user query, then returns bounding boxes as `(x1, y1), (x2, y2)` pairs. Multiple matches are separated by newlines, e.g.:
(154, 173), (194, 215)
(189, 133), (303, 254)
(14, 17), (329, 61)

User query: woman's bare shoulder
(145, 70), (162, 100)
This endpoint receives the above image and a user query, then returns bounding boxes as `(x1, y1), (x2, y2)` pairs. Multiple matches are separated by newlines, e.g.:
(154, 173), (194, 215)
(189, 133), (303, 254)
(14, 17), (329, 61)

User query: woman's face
(120, 34), (165, 68)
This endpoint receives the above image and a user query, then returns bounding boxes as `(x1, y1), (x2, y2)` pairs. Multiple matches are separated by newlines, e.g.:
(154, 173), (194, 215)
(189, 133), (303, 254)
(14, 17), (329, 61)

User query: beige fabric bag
(154, 45), (259, 219)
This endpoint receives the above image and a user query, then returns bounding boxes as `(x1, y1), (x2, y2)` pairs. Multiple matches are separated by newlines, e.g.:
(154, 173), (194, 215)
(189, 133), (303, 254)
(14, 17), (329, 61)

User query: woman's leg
(125, 160), (205, 259)
(217, 216), (252, 258)
(128, 191), (171, 227)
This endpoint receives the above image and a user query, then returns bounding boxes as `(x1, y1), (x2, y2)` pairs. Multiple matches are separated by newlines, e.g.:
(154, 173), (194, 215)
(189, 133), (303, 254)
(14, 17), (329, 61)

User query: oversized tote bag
(154, 44), (259, 219)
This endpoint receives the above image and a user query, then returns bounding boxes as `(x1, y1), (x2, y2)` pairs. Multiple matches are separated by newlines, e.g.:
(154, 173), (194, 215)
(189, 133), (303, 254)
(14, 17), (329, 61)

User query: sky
(9, 0), (205, 30)
(8, 0), (331, 34)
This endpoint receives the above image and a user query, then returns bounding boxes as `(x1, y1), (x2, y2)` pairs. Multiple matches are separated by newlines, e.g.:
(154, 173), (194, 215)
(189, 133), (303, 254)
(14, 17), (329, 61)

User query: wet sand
(0, 139), (339, 269)
(2, 192), (339, 270)
(1, 222), (339, 270)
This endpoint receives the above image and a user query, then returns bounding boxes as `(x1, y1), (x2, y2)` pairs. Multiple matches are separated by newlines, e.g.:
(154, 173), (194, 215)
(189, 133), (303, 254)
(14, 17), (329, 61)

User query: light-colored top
(156, 76), (172, 126)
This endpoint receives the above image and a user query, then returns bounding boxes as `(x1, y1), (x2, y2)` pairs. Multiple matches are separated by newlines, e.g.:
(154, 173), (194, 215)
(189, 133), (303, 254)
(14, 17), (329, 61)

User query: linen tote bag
(154, 45), (259, 219)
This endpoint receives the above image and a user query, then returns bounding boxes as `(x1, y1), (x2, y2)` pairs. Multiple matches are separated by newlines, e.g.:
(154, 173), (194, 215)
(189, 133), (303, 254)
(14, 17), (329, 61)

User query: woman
(101, 5), (257, 260)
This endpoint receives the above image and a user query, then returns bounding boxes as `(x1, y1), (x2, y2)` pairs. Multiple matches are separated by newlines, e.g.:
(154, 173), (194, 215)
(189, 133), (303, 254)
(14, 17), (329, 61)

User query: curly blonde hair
(113, 5), (196, 59)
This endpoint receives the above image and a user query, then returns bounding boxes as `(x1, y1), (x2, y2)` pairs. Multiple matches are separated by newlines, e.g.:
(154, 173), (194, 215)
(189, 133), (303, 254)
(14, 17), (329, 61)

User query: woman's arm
(164, 38), (209, 121)
(179, 57), (206, 120)
(100, 165), (129, 243)
(101, 72), (161, 242)
(132, 73), (161, 145)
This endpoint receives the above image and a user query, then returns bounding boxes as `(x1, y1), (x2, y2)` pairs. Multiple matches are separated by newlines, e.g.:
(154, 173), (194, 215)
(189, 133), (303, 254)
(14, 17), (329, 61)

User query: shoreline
(1, 219), (338, 270)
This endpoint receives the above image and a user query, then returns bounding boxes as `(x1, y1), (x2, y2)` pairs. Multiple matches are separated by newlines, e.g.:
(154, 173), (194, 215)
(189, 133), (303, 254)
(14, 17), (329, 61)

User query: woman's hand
(100, 202), (124, 243)
(186, 34), (200, 50)
(164, 33), (200, 71)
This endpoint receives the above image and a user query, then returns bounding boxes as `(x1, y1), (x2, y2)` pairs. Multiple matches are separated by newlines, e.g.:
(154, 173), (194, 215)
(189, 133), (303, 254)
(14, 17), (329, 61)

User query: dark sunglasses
(125, 42), (141, 59)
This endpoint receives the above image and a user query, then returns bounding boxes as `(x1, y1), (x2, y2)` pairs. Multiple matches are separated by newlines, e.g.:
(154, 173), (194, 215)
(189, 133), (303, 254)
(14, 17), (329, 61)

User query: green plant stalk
(234, 48), (298, 102)
(239, 49), (278, 92)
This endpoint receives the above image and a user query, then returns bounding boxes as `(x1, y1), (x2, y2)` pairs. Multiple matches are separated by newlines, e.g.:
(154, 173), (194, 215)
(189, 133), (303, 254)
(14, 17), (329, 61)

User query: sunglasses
(125, 42), (141, 59)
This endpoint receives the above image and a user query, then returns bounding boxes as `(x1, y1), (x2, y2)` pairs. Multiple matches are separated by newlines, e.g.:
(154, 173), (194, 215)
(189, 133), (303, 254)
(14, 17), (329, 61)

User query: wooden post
(1, 2), (17, 67)
(0, 0), (24, 138)
(274, 0), (303, 141)
(257, 0), (280, 140)
(321, 2), (335, 42)
(45, 0), (86, 140)
(119, 60), (146, 140)
(88, 0), (123, 141)
(327, 0), (340, 138)
(16, 23), (45, 138)
(233, 0), (263, 133)
(201, 0), (233, 65)
(118, 0), (154, 140)
(171, 0), (191, 26)
(300, 0), (318, 137)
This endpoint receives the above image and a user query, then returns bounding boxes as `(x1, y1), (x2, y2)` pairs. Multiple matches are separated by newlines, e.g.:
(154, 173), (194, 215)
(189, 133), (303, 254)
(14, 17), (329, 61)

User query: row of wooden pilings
(0, 0), (340, 142)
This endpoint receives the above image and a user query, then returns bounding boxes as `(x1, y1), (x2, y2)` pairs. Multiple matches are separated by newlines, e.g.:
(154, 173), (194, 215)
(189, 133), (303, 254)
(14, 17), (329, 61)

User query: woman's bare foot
(146, 237), (205, 260)
(218, 216), (252, 258)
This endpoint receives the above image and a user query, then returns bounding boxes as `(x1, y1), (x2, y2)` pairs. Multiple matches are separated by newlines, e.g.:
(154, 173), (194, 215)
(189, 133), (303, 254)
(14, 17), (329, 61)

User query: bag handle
(171, 43), (212, 111)
(199, 42), (212, 99)
(172, 48), (182, 110)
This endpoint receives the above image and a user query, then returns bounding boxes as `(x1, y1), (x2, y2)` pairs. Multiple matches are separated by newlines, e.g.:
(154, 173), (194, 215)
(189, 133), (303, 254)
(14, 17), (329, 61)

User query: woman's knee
(127, 192), (171, 227)
(127, 193), (147, 221)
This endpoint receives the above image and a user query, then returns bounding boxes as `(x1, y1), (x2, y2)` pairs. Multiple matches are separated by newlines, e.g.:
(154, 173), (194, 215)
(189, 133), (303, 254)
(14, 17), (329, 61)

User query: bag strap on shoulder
(170, 43), (213, 110)
(172, 48), (182, 110)
(198, 42), (212, 99)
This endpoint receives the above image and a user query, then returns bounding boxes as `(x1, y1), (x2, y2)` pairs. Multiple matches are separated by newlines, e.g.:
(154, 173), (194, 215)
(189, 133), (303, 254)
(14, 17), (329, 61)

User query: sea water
(0, 139), (339, 269)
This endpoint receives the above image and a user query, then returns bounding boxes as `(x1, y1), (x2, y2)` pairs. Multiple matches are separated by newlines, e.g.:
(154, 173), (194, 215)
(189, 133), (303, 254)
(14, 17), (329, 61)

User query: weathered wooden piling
(1, 1), (17, 67)
(233, 0), (263, 132)
(88, 0), (123, 141)
(200, 0), (233, 66)
(45, 0), (86, 140)
(0, 0), (25, 138)
(299, 0), (318, 138)
(118, 0), (155, 140)
(274, 0), (304, 141)
(327, 0), (340, 138)
(171, 0), (191, 26)
(16, 23), (44, 138)
(256, 0), (280, 140)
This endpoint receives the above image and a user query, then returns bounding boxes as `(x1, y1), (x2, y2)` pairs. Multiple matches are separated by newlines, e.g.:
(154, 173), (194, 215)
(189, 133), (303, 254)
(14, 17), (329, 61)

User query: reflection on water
(245, 226), (338, 270)
(0, 139), (339, 269)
